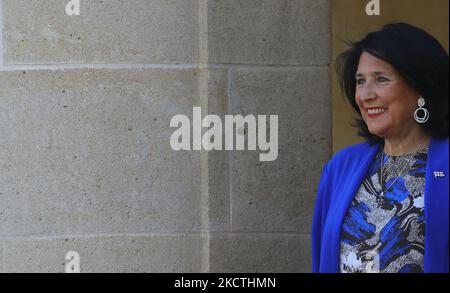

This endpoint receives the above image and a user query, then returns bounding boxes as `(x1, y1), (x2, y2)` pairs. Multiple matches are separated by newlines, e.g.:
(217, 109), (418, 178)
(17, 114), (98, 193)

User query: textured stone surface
(0, 241), (2, 273)
(229, 68), (331, 233)
(208, 151), (229, 232)
(3, 234), (203, 272)
(0, 0), (333, 273)
(210, 233), (311, 272)
(0, 68), (203, 236)
(2, 0), (199, 64)
(205, 69), (230, 232)
(207, 0), (330, 65)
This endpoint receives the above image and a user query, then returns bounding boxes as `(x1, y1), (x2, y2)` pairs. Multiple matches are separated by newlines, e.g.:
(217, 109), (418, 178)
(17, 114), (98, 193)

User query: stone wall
(0, 0), (331, 272)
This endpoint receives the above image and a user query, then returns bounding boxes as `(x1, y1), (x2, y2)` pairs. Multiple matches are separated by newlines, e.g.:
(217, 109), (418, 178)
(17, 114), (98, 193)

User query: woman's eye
(377, 76), (389, 83)
(356, 79), (365, 86)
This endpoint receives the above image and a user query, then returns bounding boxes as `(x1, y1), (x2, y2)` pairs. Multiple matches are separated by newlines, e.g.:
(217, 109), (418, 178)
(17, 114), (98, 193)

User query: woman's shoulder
(332, 141), (377, 160)
(431, 137), (449, 150)
(326, 141), (379, 170)
(430, 137), (449, 165)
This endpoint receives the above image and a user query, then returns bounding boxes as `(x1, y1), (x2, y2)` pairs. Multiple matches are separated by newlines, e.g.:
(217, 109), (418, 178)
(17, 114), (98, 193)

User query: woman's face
(355, 52), (420, 139)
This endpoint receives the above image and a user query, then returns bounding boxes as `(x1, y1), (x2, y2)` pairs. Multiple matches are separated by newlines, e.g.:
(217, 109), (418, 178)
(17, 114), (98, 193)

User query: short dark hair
(336, 22), (449, 144)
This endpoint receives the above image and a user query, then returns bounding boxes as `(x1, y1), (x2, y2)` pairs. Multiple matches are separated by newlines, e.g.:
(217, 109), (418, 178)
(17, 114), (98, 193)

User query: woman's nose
(359, 82), (377, 101)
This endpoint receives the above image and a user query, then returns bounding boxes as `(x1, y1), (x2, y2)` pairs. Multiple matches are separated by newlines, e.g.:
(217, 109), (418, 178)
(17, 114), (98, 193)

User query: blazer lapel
(424, 138), (449, 272)
(330, 142), (382, 272)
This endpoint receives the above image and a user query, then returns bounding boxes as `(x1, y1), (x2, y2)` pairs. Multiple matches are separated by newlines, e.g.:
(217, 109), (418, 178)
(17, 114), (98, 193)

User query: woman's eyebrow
(355, 71), (391, 78)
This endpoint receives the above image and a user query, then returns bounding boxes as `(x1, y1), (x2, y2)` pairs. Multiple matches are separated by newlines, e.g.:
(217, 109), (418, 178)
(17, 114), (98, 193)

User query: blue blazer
(312, 138), (449, 273)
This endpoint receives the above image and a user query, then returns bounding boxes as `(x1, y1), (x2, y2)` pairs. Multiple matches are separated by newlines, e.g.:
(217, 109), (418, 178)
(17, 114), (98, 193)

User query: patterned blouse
(340, 147), (428, 273)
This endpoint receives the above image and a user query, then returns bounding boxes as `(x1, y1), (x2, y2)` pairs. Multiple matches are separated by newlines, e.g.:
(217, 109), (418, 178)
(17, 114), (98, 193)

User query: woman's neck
(383, 129), (430, 156)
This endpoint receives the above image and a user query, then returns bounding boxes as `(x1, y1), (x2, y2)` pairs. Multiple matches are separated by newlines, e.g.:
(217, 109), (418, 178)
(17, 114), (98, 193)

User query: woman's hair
(336, 22), (449, 144)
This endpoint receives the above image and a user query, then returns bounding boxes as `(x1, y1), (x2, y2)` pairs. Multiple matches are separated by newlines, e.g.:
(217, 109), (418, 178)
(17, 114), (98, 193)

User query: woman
(312, 23), (449, 273)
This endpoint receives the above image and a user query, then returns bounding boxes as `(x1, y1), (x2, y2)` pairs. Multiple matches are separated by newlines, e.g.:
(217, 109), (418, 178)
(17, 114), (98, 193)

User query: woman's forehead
(357, 52), (396, 75)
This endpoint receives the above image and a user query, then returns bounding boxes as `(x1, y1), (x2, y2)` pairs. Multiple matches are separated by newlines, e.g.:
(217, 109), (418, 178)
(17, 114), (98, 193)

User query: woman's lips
(366, 107), (386, 119)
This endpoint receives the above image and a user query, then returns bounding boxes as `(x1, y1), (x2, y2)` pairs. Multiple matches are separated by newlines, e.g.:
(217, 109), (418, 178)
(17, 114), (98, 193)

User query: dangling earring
(414, 97), (429, 124)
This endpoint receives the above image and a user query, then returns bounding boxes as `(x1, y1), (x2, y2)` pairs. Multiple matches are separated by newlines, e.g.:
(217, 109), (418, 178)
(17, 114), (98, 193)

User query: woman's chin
(367, 125), (388, 138)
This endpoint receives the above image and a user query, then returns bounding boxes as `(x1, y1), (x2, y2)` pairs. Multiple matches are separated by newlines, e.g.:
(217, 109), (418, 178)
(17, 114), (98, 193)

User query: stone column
(0, 0), (330, 272)
(204, 0), (331, 273)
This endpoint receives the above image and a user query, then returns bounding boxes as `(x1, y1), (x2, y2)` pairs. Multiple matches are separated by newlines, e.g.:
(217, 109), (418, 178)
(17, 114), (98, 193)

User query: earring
(414, 97), (429, 124)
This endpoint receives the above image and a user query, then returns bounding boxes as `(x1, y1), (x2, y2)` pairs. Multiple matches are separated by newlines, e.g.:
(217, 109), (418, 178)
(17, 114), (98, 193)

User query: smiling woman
(354, 52), (428, 155)
(312, 23), (449, 273)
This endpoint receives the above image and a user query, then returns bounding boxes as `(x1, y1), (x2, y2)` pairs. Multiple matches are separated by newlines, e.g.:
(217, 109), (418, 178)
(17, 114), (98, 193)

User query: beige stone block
(3, 234), (203, 272)
(228, 67), (331, 233)
(210, 233), (311, 272)
(0, 68), (203, 235)
(207, 0), (330, 65)
(3, 0), (199, 64)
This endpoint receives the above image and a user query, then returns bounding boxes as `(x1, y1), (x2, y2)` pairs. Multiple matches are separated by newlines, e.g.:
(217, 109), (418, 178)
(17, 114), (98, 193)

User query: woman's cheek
(355, 96), (364, 117)
(356, 99), (366, 120)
